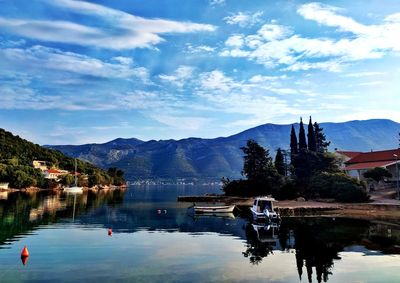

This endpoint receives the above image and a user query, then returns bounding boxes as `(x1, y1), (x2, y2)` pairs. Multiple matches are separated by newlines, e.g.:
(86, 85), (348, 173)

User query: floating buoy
(21, 246), (29, 257)
(108, 228), (112, 236)
(157, 209), (161, 214)
(21, 246), (29, 266)
(163, 210), (167, 214)
(21, 256), (29, 266)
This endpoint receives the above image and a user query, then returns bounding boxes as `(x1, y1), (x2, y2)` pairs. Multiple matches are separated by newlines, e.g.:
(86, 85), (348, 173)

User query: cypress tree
(290, 125), (298, 162)
(314, 122), (331, 152)
(298, 117), (307, 151)
(275, 148), (285, 176)
(307, 116), (316, 152)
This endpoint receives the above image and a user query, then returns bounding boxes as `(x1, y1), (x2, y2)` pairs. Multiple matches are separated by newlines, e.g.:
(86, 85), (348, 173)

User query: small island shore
(178, 188), (400, 224)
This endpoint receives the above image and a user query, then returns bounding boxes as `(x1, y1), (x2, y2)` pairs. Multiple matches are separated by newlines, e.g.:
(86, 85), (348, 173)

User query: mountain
(46, 119), (400, 180)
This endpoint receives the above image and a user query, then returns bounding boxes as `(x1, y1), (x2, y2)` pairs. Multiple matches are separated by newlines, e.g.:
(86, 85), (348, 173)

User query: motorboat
(250, 197), (280, 221)
(194, 204), (235, 213)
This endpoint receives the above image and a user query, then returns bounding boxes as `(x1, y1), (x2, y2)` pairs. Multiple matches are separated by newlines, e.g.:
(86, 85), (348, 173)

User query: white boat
(194, 204), (235, 213)
(250, 197), (280, 221)
(64, 159), (83, 194)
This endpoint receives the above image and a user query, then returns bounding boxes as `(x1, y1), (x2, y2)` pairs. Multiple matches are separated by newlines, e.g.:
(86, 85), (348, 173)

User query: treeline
(222, 117), (369, 202)
(0, 129), (125, 189)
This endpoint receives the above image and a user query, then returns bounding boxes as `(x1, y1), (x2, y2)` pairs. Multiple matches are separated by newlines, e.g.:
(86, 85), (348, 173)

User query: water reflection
(1, 186), (400, 282)
(0, 189), (126, 245)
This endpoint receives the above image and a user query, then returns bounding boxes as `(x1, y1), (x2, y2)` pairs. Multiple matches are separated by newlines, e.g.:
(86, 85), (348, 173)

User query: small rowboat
(194, 205), (235, 213)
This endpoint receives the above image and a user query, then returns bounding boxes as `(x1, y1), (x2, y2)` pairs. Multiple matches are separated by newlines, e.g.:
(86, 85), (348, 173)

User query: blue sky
(1, 0), (400, 145)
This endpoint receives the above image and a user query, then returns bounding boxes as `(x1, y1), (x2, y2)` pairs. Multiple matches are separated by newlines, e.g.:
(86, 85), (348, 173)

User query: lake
(1, 185), (400, 282)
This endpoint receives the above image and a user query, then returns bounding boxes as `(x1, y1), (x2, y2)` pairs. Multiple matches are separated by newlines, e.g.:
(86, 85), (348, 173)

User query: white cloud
(220, 3), (400, 71)
(159, 65), (194, 88)
(210, 0), (225, 6)
(225, 34), (245, 47)
(1, 45), (149, 81)
(224, 11), (263, 27)
(0, 0), (216, 50)
(185, 44), (216, 53)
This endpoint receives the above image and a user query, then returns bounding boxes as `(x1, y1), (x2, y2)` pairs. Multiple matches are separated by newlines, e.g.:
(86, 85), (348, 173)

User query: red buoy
(21, 246), (29, 257)
(21, 246), (29, 266)
(21, 256), (29, 266)
(108, 228), (112, 236)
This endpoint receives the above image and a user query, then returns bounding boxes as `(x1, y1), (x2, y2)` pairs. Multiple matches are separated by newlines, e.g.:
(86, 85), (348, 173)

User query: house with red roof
(343, 148), (400, 182)
(43, 169), (69, 180)
(335, 150), (362, 169)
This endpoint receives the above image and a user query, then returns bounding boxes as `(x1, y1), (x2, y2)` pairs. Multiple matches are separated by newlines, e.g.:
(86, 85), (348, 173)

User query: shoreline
(178, 194), (400, 224)
(0, 184), (128, 193)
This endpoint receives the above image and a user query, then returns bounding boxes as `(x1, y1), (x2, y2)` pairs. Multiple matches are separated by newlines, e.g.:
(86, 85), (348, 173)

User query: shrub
(309, 172), (369, 202)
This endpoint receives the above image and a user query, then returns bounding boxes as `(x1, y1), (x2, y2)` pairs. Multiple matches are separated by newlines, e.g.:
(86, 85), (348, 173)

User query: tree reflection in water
(0, 189), (126, 245)
(243, 217), (400, 283)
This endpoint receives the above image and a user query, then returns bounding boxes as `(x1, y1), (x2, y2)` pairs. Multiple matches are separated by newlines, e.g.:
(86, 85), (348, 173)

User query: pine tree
(314, 122), (330, 152)
(290, 125), (298, 162)
(240, 140), (276, 181)
(298, 117), (307, 151)
(307, 116), (316, 152)
(275, 148), (285, 176)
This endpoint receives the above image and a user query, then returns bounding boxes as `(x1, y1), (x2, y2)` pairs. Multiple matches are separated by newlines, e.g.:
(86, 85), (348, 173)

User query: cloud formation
(224, 11), (263, 27)
(221, 2), (400, 71)
(0, 0), (215, 49)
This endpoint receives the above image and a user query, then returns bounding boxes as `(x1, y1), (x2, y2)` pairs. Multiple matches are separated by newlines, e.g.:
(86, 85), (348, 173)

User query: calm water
(1, 185), (400, 282)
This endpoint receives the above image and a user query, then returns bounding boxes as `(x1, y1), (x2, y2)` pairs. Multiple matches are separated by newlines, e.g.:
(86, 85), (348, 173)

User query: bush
(309, 172), (369, 202)
(222, 178), (281, 197)
(363, 167), (392, 182)
(273, 178), (298, 200)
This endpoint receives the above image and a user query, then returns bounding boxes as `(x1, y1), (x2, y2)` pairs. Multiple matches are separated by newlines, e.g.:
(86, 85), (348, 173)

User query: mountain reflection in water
(1, 185), (400, 282)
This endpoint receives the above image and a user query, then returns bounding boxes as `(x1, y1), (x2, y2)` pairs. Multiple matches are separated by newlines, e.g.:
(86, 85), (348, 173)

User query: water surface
(1, 185), (400, 282)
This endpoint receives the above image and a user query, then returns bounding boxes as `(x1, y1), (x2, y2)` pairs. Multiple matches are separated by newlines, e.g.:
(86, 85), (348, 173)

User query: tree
(314, 122), (330, 152)
(307, 116), (316, 152)
(241, 140), (276, 181)
(363, 167), (392, 182)
(275, 148), (285, 176)
(298, 117), (307, 151)
(290, 125), (298, 162)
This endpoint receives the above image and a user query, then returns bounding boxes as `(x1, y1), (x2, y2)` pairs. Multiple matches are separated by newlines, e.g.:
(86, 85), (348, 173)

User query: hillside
(47, 119), (400, 180)
(0, 128), (123, 188)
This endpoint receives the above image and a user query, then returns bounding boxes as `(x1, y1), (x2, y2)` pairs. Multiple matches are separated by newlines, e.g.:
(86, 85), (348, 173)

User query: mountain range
(46, 119), (400, 180)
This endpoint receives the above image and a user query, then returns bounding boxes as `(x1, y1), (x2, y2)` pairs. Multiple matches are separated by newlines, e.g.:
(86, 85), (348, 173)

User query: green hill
(0, 128), (124, 189)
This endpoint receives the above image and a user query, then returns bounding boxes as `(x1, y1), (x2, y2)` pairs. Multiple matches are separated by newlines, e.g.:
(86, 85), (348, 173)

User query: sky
(1, 0), (400, 145)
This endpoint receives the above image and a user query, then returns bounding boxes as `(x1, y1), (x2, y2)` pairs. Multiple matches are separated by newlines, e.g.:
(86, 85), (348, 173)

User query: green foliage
(222, 141), (281, 197)
(314, 122), (330, 152)
(363, 167), (392, 182)
(292, 151), (340, 190)
(274, 148), (285, 176)
(59, 174), (75, 186)
(307, 116), (316, 152)
(241, 140), (278, 182)
(108, 167), (125, 186)
(0, 128), (125, 189)
(309, 172), (369, 202)
(290, 125), (298, 159)
(298, 118), (307, 151)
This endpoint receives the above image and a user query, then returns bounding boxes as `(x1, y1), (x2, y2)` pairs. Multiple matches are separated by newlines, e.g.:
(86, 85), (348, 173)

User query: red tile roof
(346, 148), (400, 164)
(344, 161), (396, 171)
(336, 151), (362, 159)
(46, 169), (61, 173)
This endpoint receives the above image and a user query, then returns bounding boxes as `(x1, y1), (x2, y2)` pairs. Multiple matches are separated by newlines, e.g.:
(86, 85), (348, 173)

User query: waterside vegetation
(222, 117), (369, 203)
(0, 129), (125, 190)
